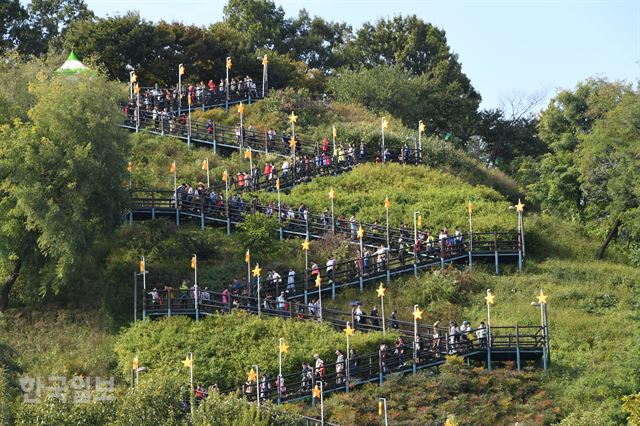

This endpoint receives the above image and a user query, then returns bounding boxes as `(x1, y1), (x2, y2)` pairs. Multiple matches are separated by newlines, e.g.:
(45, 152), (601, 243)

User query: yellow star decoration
(301, 239), (310, 251)
(226, 57), (232, 70)
(279, 341), (289, 354)
(252, 264), (262, 277)
(381, 117), (389, 129)
(312, 384), (321, 399)
(245, 250), (250, 264)
(276, 178), (280, 191)
(289, 136), (297, 150)
(417, 215), (423, 228)
(357, 226), (365, 239)
(222, 169), (228, 182)
(244, 149), (252, 159)
(132, 356), (139, 370)
(247, 368), (257, 382)
(237, 102), (244, 115)
(384, 197), (391, 209)
(537, 290), (548, 305)
(262, 54), (268, 66)
(515, 199), (525, 213)
(182, 355), (193, 369)
(376, 283), (386, 298)
(332, 126), (337, 139)
(289, 112), (298, 124)
(467, 201), (473, 215)
(485, 290), (496, 305)
(344, 324), (355, 336)
(315, 274), (322, 288)
(127, 161), (133, 172)
(328, 188), (335, 199)
(418, 120), (426, 133)
(413, 306), (423, 320)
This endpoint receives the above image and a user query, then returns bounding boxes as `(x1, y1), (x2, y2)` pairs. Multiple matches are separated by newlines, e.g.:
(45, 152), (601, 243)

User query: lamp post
(225, 57), (232, 111)
(418, 120), (425, 162)
(178, 64), (184, 116)
(485, 289), (496, 370)
(261, 54), (268, 97)
(278, 338), (288, 403)
(381, 117), (388, 163)
(378, 397), (388, 426)
(413, 211), (422, 277)
(253, 263), (262, 316)
(328, 188), (335, 233)
(377, 283), (386, 336)
(467, 201), (473, 271)
(344, 322), (355, 393)
(312, 382), (324, 424)
(357, 225), (364, 292)
(302, 239), (310, 304)
(412, 305), (423, 375)
(531, 289), (549, 371)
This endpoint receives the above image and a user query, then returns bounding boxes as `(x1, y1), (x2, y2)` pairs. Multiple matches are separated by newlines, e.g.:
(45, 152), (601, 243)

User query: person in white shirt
(326, 255), (335, 282)
(282, 160), (289, 176)
(277, 292), (286, 311)
(287, 268), (296, 293)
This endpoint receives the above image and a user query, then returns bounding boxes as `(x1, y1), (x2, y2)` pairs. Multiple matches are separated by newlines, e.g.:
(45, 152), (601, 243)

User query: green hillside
(1, 5), (638, 424)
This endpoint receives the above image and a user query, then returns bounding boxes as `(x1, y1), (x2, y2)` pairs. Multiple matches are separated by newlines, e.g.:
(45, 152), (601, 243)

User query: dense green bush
(114, 312), (396, 390)
(316, 356), (561, 426)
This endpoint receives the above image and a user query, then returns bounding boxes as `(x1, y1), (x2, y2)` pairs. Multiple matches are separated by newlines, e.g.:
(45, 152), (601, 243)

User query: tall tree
(223, 0), (287, 50)
(282, 9), (353, 70)
(0, 0), (27, 52)
(19, 0), (94, 55)
(578, 90), (640, 258)
(524, 78), (634, 220)
(0, 69), (128, 310)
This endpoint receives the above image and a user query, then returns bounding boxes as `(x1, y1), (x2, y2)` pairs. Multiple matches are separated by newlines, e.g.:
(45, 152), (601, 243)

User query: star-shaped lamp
(222, 170), (228, 182)
(419, 120), (426, 133)
(244, 149), (252, 159)
(312, 384), (321, 399)
(237, 102), (244, 115)
(301, 239), (310, 251)
(537, 290), (548, 305)
(289, 137), (297, 150)
(279, 340), (289, 354)
(384, 197), (391, 209)
(247, 368), (257, 382)
(328, 188), (335, 200)
(182, 354), (193, 369)
(262, 55), (268, 66)
(344, 324), (355, 336)
(376, 283), (386, 298)
(357, 226), (365, 239)
(381, 117), (388, 129)
(417, 215), (423, 228)
(289, 111), (298, 124)
(315, 275), (322, 288)
(467, 201), (473, 215)
(413, 306), (423, 321)
(252, 264), (262, 277)
(515, 199), (525, 213)
(485, 289), (496, 305)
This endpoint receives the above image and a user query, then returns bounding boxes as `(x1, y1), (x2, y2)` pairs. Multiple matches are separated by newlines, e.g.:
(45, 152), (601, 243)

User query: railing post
(494, 231), (499, 275)
(332, 282), (336, 301)
(378, 351), (383, 384)
(518, 232), (523, 272)
(200, 198), (205, 230)
(386, 252), (390, 284)
(213, 123), (217, 154)
(515, 325), (521, 371)
(151, 192), (156, 220)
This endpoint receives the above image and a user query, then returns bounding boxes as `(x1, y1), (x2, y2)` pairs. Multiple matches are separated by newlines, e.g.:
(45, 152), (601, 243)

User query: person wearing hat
(460, 320), (472, 350)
